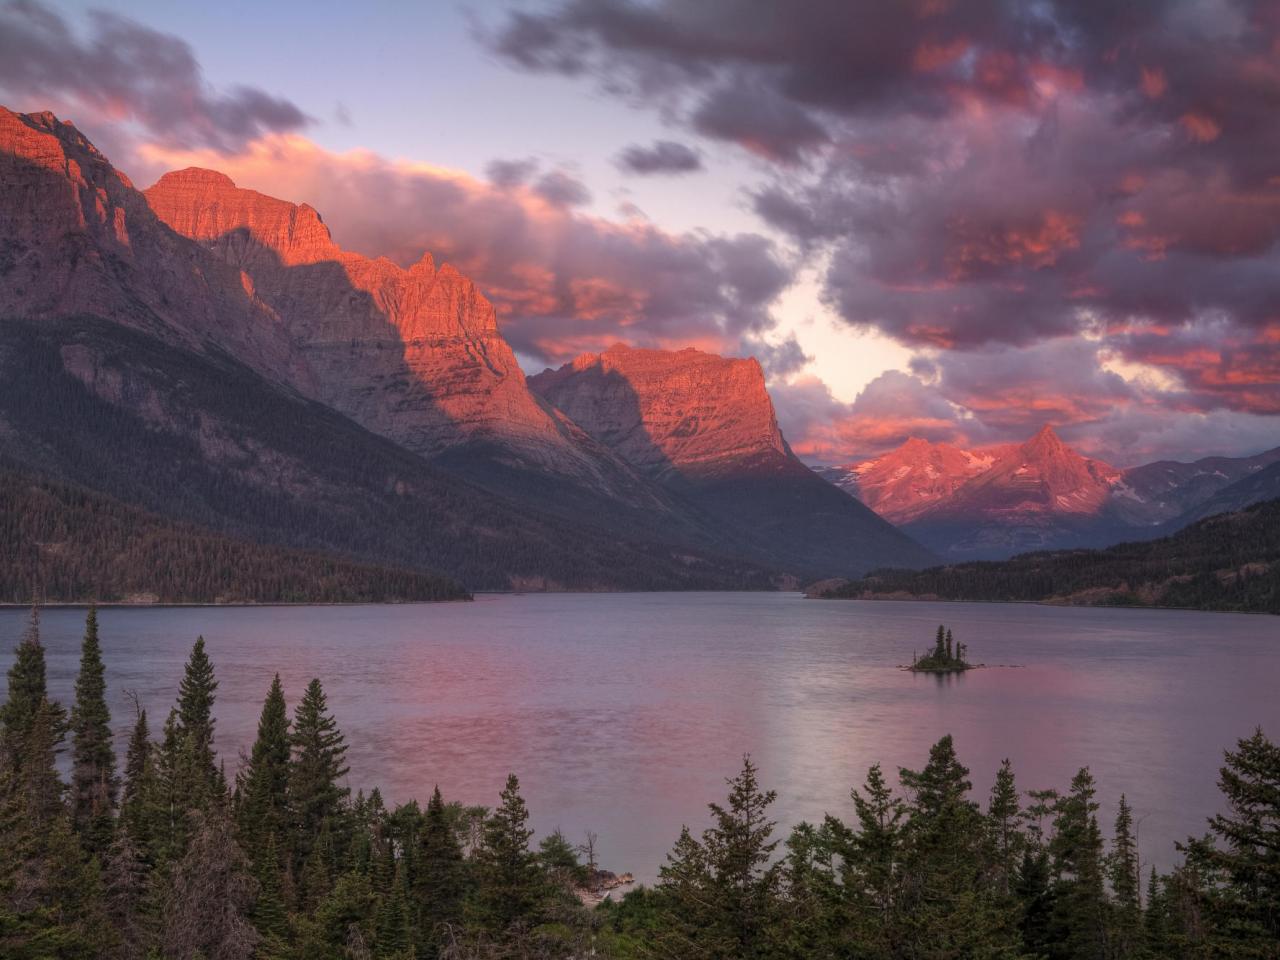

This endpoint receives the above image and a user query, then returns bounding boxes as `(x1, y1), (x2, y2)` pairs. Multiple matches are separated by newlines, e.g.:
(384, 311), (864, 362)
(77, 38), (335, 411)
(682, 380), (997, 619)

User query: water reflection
(2, 594), (1275, 885)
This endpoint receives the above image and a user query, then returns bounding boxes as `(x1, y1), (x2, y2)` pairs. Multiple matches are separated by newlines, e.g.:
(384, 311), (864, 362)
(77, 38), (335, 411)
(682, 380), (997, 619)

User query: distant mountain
(0, 469), (469, 604)
(530, 345), (937, 577)
(819, 428), (1280, 560)
(1170, 460), (1280, 527)
(814, 497), (1280, 614)
(1116, 449), (1280, 526)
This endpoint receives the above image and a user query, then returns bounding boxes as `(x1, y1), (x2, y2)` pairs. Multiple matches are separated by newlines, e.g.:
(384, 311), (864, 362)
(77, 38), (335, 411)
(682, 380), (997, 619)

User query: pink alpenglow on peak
(530, 343), (788, 478)
(143, 167), (617, 479)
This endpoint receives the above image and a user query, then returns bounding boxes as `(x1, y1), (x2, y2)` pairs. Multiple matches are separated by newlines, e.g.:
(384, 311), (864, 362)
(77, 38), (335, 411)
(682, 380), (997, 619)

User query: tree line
(823, 498), (1280, 614)
(2, 608), (1277, 958)
(0, 470), (470, 604)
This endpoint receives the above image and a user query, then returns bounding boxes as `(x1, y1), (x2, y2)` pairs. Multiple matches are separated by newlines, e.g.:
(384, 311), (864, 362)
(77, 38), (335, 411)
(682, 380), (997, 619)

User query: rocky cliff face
(530, 345), (938, 575)
(530, 344), (788, 478)
(143, 168), (624, 483)
(0, 108), (294, 377)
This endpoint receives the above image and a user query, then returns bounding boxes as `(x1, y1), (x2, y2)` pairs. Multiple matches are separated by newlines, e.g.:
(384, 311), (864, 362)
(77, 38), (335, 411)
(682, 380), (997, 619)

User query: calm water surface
(2, 594), (1276, 884)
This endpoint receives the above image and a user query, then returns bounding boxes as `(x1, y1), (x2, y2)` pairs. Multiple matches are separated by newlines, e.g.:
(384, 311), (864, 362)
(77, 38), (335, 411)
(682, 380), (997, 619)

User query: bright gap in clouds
(768, 265), (912, 403)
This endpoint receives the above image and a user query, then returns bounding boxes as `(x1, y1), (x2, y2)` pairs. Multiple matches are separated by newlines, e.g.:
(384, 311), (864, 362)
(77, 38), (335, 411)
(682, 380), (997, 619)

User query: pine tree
(175, 635), (221, 797)
(20, 697), (67, 827)
(1048, 767), (1109, 960)
(290, 678), (349, 867)
(236, 674), (291, 860)
(987, 758), (1023, 899)
(654, 826), (717, 960)
(118, 707), (153, 851)
(656, 757), (783, 960)
(473, 773), (543, 935)
(1203, 727), (1280, 949)
(70, 605), (117, 855)
(416, 785), (466, 953)
(250, 834), (289, 941)
(1, 607), (66, 769)
(1107, 794), (1143, 958)
(374, 864), (413, 959)
(898, 736), (1021, 959)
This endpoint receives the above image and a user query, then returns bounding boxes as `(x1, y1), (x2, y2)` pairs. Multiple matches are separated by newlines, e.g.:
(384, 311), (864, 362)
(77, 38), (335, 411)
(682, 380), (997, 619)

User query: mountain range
(0, 105), (932, 594)
(818, 428), (1280, 560)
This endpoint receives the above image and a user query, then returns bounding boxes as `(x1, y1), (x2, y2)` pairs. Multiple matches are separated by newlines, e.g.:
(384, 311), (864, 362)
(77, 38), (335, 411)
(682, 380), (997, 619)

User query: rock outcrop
(0, 108), (294, 377)
(143, 168), (627, 485)
(531, 345), (938, 576)
(530, 344), (788, 478)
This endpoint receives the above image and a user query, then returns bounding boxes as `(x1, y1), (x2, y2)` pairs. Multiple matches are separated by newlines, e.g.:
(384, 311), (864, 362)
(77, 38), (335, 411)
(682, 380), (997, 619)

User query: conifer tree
(290, 678), (349, 867)
(655, 826), (717, 960)
(237, 674), (291, 859)
(175, 635), (221, 796)
(70, 605), (117, 855)
(250, 834), (289, 941)
(987, 758), (1023, 898)
(898, 736), (1020, 959)
(1, 607), (66, 769)
(20, 697), (67, 827)
(473, 773), (543, 934)
(1108, 794), (1142, 957)
(1048, 767), (1109, 960)
(374, 864), (413, 959)
(1203, 727), (1280, 948)
(656, 757), (783, 960)
(119, 707), (153, 851)
(416, 785), (466, 952)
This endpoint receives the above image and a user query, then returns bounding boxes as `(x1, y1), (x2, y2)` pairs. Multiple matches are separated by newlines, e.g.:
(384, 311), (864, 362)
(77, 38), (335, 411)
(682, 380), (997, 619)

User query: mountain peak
(1022, 424), (1068, 458)
(154, 167), (237, 190)
(529, 343), (787, 476)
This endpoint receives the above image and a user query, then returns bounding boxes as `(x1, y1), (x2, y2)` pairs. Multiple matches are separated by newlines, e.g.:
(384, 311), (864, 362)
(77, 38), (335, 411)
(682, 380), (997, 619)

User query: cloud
(615, 139), (703, 175)
(137, 135), (790, 367)
(0, 0), (310, 152)
(532, 168), (592, 207)
(773, 371), (975, 464)
(485, 0), (1280, 448)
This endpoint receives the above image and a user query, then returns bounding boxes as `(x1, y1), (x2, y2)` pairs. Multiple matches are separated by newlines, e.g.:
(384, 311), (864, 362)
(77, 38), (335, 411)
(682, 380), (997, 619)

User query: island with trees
(910, 624), (974, 673)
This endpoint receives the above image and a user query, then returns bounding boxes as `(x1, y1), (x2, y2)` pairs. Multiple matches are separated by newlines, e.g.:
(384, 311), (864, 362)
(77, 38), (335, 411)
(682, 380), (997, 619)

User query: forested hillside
(0, 470), (470, 604)
(818, 498), (1280, 613)
(0, 317), (777, 592)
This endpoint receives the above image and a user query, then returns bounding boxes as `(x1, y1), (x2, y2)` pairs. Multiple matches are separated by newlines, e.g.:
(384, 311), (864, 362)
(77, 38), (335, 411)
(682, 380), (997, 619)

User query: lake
(2, 594), (1276, 885)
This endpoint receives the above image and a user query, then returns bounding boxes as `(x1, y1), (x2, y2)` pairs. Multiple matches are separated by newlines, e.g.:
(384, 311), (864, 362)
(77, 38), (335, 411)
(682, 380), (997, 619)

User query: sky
(1, 0), (1278, 466)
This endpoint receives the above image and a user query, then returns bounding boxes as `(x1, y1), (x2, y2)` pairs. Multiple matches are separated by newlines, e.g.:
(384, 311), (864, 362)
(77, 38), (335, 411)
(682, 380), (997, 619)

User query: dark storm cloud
(0, 0), (310, 152)
(486, 0), (1280, 423)
(615, 139), (703, 175)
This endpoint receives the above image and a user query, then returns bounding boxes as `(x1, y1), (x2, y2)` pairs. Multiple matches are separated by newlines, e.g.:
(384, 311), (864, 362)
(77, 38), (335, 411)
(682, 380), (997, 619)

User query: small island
(910, 625), (973, 673)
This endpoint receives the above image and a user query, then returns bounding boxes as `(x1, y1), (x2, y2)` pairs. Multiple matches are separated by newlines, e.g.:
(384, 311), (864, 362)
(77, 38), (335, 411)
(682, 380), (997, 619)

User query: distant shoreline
(806, 592), (1274, 616)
